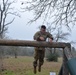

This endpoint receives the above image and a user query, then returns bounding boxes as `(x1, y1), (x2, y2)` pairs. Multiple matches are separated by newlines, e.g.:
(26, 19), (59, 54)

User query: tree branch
(5, 18), (15, 26)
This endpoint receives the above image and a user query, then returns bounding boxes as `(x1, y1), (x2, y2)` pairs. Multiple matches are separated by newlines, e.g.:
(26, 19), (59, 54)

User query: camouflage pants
(33, 47), (45, 67)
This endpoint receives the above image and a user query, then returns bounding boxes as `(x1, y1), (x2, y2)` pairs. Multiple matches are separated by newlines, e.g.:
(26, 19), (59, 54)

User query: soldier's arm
(33, 32), (40, 41)
(47, 32), (53, 40)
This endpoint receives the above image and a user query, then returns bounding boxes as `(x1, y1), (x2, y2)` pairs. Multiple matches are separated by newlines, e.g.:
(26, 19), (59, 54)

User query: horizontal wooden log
(0, 39), (71, 48)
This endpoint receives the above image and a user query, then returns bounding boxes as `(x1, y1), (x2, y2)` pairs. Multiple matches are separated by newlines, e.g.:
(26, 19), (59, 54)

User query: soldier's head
(40, 25), (46, 33)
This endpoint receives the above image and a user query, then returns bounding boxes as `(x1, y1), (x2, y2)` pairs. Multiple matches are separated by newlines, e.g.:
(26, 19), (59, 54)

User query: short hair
(41, 25), (46, 29)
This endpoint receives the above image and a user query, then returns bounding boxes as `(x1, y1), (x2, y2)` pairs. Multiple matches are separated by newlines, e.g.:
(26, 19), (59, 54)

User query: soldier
(33, 25), (53, 74)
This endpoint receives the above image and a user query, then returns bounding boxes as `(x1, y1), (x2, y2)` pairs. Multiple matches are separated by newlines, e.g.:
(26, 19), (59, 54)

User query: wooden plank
(0, 39), (71, 48)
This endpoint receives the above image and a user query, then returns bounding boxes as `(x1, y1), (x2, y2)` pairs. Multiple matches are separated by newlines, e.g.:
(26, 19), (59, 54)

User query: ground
(0, 56), (62, 75)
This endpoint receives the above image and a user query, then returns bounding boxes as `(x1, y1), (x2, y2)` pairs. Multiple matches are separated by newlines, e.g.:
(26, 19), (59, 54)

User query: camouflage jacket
(33, 31), (53, 50)
(34, 31), (53, 41)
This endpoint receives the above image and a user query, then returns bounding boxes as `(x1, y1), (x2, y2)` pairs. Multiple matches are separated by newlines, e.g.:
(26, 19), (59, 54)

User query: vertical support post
(63, 44), (71, 75)
(63, 49), (69, 75)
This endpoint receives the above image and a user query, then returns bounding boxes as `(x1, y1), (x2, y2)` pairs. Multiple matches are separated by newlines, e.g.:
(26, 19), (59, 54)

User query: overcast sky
(6, 0), (76, 47)
(7, 11), (43, 40)
(7, 11), (76, 41)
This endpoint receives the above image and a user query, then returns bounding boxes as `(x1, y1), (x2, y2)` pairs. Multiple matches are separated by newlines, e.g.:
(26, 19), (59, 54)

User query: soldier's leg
(38, 50), (45, 72)
(33, 48), (38, 74)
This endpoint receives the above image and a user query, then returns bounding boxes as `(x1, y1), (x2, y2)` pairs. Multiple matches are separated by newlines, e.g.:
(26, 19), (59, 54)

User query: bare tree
(0, 0), (20, 38)
(21, 0), (76, 30)
(46, 24), (71, 54)
(54, 27), (71, 53)
(54, 28), (70, 42)
(11, 46), (19, 58)
(0, 0), (20, 71)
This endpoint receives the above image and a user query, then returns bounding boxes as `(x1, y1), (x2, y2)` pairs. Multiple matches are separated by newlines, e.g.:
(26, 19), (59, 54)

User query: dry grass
(1, 56), (62, 75)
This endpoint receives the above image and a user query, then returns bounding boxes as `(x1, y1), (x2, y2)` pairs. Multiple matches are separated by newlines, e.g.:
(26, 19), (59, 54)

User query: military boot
(38, 65), (41, 72)
(33, 61), (37, 74)
(34, 66), (37, 74)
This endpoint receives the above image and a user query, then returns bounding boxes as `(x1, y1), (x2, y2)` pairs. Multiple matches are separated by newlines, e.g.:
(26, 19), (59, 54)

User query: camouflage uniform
(33, 31), (53, 72)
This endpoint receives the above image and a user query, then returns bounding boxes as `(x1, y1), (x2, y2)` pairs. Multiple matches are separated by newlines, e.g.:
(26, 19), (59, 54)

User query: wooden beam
(0, 39), (71, 48)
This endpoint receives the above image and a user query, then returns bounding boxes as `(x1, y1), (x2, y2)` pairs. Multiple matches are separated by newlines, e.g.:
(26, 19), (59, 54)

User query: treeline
(0, 46), (76, 58)
(0, 46), (34, 58)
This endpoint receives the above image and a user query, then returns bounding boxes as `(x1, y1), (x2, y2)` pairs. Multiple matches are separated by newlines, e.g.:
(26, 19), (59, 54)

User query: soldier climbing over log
(33, 25), (53, 74)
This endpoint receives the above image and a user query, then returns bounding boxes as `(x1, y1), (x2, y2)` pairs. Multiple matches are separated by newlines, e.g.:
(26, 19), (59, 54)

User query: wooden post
(63, 48), (69, 75)
(63, 46), (72, 75)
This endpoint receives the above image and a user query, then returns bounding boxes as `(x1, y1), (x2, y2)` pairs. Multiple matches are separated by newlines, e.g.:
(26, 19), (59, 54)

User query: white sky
(6, 11), (43, 40)
(6, 0), (76, 47)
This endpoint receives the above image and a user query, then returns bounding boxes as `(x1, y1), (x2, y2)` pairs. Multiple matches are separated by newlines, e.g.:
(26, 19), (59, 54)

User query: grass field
(0, 56), (62, 75)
